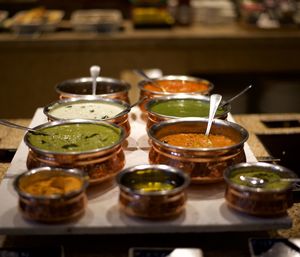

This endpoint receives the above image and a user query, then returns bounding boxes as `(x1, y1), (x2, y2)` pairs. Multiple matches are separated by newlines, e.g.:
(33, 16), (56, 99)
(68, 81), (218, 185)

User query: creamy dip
(27, 123), (122, 153)
(49, 101), (125, 120)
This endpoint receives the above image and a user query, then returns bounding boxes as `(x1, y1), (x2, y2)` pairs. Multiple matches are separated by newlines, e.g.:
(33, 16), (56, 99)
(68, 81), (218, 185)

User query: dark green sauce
(150, 99), (225, 117)
(28, 123), (121, 153)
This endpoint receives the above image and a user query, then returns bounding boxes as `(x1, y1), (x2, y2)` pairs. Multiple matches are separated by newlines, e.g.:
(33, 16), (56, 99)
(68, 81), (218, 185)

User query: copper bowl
(145, 94), (230, 129)
(138, 75), (214, 111)
(148, 118), (249, 184)
(43, 97), (131, 138)
(224, 162), (297, 217)
(116, 164), (190, 219)
(55, 77), (131, 103)
(14, 167), (89, 223)
(24, 119), (126, 185)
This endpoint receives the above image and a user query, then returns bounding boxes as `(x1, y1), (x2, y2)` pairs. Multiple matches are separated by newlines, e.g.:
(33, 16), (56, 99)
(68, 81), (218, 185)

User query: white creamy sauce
(49, 102), (125, 120)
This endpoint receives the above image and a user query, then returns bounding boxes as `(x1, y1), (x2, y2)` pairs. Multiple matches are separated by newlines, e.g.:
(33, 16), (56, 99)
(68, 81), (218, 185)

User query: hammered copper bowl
(55, 76), (131, 103)
(138, 75), (214, 111)
(145, 94), (230, 129)
(43, 97), (131, 138)
(224, 162), (297, 217)
(24, 119), (126, 185)
(147, 118), (249, 184)
(13, 166), (89, 223)
(116, 164), (190, 219)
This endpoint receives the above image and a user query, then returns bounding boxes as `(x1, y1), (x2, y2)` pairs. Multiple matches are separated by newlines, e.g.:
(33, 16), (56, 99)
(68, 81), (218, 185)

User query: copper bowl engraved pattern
(24, 120), (126, 185)
(14, 167), (89, 223)
(116, 164), (190, 219)
(224, 162), (297, 217)
(147, 118), (249, 184)
(55, 77), (131, 103)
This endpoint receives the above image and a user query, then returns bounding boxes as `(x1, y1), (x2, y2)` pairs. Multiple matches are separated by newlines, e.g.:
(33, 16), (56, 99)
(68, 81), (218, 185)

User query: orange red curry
(144, 80), (209, 93)
(160, 133), (236, 148)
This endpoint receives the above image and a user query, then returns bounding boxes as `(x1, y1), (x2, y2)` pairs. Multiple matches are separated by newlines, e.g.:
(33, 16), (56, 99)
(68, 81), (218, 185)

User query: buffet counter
(1, 22), (300, 117)
(0, 113), (299, 257)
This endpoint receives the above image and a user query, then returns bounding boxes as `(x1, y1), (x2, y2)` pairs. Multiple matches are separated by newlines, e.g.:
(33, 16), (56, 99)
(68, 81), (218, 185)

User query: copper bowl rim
(224, 162), (297, 193)
(24, 119), (126, 155)
(14, 166), (89, 200)
(43, 96), (131, 121)
(55, 77), (131, 98)
(147, 117), (249, 152)
(145, 94), (231, 119)
(138, 75), (214, 95)
(116, 164), (190, 196)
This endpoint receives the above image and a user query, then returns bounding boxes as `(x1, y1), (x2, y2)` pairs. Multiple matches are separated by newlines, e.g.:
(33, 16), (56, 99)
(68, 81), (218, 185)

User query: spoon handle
(0, 119), (29, 131)
(205, 94), (222, 136)
(90, 65), (100, 96)
(221, 84), (252, 107)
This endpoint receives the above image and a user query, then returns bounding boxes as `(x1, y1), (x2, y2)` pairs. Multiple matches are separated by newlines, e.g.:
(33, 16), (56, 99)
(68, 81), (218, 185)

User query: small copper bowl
(43, 97), (131, 138)
(138, 75), (214, 111)
(224, 162), (297, 217)
(55, 77), (131, 103)
(145, 94), (230, 129)
(24, 119), (126, 185)
(14, 167), (89, 223)
(148, 118), (249, 184)
(116, 164), (190, 219)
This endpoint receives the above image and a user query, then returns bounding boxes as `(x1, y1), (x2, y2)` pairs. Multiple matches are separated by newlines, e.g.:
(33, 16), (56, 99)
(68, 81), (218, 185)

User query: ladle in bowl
(116, 97), (146, 117)
(205, 94), (222, 136)
(90, 65), (101, 95)
(134, 69), (166, 92)
(239, 175), (300, 186)
(0, 119), (48, 136)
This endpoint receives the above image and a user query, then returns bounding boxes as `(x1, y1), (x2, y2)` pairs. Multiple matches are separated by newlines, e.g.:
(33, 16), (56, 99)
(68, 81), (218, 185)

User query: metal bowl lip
(138, 75), (214, 94)
(43, 96), (131, 121)
(224, 162), (297, 193)
(116, 164), (190, 196)
(13, 166), (89, 200)
(55, 76), (131, 97)
(145, 94), (231, 119)
(24, 119), (126, 155)
(147, 117), (249, 152)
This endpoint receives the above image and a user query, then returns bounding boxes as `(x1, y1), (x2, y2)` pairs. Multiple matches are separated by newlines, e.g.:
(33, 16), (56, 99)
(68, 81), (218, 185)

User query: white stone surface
(0, 108), (291, 235)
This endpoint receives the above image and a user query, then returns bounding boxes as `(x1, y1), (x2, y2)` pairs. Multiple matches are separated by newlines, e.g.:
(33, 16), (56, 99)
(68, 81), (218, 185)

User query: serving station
(0, 107), (293, 235)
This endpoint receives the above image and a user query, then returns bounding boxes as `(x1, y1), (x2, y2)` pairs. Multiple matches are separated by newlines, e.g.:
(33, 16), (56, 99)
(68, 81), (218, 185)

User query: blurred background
(0, 0), (300, 117)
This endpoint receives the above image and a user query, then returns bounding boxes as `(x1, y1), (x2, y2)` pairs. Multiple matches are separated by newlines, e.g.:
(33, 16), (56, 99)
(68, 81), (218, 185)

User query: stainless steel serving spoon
(90, 65), (101, 95)
(205, 94), (222, 136)
(239, 175), (300, 186)
(134, 69), (166, 92)
(220, 84), (252, 107)
(116, 97), (146, 117)
(0, 119), (48, 135)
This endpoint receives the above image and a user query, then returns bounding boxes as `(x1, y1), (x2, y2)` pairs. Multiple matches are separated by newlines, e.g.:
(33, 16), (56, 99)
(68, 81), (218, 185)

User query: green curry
(27, 123), (122, 153)
(150, 99), (225, 117)
(230, 169), (290, 190)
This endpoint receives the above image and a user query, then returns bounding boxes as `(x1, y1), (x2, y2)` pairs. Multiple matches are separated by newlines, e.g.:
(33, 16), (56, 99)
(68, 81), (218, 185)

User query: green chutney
(150, 99), (225, 117)
(27, 123), (122, 153)
(230, 169), (290, 190)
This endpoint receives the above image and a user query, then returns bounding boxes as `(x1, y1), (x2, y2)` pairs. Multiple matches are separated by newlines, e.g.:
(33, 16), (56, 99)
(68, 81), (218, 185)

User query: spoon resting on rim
(239, 175), (300, 186)
(90, 65), (101, 96)
(205, 94), (222, 137)
(0, 119), (48, 136)
(134, 69), (166, 92)
(116, 97), (146, 117)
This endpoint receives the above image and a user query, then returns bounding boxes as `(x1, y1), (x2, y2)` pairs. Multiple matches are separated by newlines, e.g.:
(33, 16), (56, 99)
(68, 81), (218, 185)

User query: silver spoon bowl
(240, 175), (300, 186)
